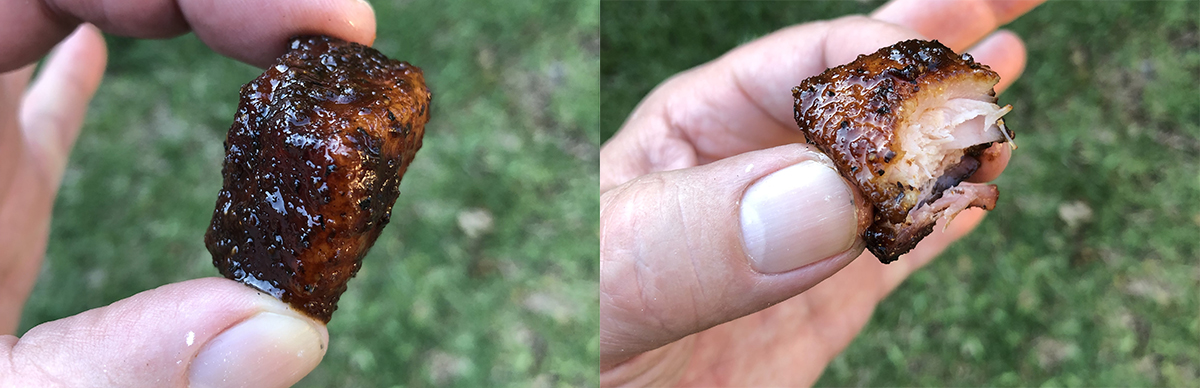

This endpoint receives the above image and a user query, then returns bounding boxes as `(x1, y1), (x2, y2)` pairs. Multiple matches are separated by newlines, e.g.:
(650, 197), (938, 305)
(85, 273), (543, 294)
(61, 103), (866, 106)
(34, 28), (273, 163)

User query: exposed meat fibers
(206, 36), (431, 322)
(793, 39), (1014, 263)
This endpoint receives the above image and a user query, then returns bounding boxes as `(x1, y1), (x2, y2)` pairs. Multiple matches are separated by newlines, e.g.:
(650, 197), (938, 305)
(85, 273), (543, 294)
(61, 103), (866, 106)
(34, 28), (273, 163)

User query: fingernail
(189, 312), (326, 388)
(740, 160), (858, 273)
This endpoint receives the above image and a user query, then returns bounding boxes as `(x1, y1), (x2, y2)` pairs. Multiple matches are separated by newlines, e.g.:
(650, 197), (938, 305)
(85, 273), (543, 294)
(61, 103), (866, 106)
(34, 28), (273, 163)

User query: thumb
(0, 278), (328, 388)
(599, 143), (872, 368)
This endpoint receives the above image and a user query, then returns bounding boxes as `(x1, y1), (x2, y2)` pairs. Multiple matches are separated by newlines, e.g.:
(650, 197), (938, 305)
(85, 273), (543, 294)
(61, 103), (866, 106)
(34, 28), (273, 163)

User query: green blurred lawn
(19, 0), (599, 386)
(602, 1), (1198, 386)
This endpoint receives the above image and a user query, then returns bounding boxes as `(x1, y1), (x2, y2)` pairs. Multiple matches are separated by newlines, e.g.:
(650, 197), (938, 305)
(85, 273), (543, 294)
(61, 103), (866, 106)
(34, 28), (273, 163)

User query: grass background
(602, 0), (1199, 386)
(18, 0), (599, 386)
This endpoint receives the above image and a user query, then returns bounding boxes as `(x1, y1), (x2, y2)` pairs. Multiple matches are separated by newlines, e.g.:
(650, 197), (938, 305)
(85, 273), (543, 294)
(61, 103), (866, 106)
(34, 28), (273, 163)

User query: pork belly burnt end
(792, 39), (1013, 263)
(206, 35), (431, 322)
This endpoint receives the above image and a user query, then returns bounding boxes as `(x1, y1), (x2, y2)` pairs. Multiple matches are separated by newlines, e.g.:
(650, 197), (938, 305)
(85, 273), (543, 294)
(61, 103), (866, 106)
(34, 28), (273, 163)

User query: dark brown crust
(792, 39), (1006, 263)
(205, 35), (431, 322)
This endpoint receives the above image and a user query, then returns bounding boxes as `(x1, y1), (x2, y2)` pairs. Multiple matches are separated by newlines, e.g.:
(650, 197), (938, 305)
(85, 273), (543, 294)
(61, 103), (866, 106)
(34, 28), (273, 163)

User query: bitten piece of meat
(792, 39), (1013, 263)
(206, 35), (431, 322)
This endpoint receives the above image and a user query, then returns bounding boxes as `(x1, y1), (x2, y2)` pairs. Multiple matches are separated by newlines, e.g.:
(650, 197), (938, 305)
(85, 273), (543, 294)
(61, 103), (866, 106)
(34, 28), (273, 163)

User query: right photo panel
(599, 0), (1199, 386)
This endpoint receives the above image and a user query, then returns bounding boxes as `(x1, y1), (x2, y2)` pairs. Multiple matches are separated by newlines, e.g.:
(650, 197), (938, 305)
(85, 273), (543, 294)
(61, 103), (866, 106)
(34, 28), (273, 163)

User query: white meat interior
(890, 93), (1011, 193)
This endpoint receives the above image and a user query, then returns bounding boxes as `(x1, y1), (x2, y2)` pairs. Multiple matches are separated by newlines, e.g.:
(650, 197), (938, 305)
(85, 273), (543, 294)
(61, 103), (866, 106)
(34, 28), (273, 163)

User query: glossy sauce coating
(793, 39), (1010, 263)
(206, 35), (431, 322)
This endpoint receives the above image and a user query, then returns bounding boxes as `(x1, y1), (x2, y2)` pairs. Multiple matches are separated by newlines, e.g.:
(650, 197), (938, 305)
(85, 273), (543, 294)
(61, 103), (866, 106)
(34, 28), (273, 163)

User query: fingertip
(741, 158), (865, 273)
(357, 0), (378, 45)
(182, 0), (378, 68)
(871, 0), (1042, 53)
(28, 23), (108, 99)
(966, 142), (1012, 183)
(189, 309), (328, 388)
(75, 23), (109, 64)
(47, 23), (109, 94)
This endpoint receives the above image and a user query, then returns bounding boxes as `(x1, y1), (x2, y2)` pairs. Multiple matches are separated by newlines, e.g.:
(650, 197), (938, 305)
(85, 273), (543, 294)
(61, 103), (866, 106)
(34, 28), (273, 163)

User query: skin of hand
(0, 0), (375, 386)
(599, 0), (1043, 386)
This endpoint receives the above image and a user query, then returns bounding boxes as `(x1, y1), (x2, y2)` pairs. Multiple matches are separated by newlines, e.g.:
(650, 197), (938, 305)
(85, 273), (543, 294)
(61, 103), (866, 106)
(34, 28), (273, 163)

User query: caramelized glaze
(206, 35), (431, 322)
(793, 39), (1012, 263)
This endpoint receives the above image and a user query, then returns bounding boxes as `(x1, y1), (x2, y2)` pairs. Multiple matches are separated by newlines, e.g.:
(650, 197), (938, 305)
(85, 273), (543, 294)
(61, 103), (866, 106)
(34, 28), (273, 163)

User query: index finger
(871, 0), (1044, 52)
(0, 0), (376, 72)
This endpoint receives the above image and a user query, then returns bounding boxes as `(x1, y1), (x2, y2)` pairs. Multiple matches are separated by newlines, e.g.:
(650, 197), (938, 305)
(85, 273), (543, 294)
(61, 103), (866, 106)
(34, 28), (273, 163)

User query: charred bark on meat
(793, 39), (1013, 263)
(206, 36), (431, 322)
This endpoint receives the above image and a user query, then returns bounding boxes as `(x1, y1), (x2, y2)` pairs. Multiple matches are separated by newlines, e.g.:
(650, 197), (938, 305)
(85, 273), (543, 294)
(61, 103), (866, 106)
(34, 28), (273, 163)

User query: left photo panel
(2, 0), (599, 386)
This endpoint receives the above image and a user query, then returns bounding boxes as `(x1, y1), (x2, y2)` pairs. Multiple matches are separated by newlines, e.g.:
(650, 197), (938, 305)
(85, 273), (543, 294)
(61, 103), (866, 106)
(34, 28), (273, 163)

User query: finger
(871, 0), (1044, 52)
(181, 0), (376, 67)
(878, 207), (988, 295)
(710, 16), (922, 159)
(0, 0), (376, 71)
(961, 30), (1024, 183)
(21, 23), (108, 182)
(600, 339), (693, 387)
(800, 206), (989, 327)
(0, 163), (56, 334)
(785, 209), (989, 369)
(600, 16), (922, 190)
(0, 278), (328, 388)
(968, 30), (1028, 95)
(600, 143), (872, 368)
(0, 65), (36, 199)
(0, 26), (108, 329)
(966, 142), (1012, 183)
(0, 66), (36, 98)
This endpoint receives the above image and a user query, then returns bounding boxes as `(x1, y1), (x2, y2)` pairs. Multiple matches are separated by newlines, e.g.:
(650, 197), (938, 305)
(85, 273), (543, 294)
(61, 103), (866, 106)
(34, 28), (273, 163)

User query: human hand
(599, 0), (1042, 386)
(0, 0), (374, 386)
